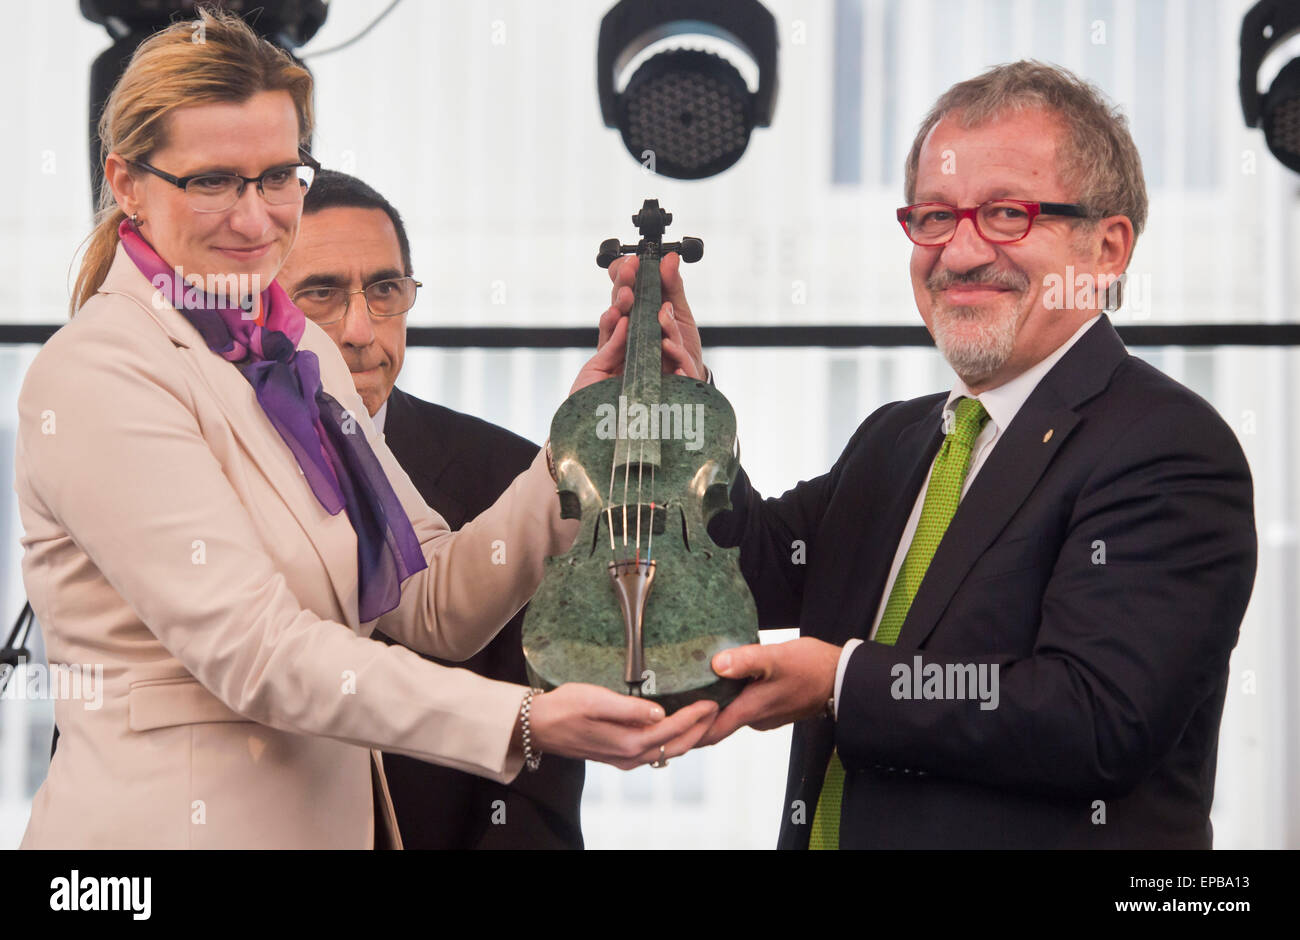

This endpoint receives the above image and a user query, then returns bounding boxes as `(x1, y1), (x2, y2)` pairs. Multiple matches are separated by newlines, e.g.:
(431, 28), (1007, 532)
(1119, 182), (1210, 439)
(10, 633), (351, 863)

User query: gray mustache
(928, 266), (1030, 292)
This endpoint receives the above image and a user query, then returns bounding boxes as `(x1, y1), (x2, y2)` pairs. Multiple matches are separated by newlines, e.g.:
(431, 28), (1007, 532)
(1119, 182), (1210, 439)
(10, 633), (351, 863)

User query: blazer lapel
(895, 317), (1128, 650)
(98, 248), (362, 629)
(383, 388), (467, 528)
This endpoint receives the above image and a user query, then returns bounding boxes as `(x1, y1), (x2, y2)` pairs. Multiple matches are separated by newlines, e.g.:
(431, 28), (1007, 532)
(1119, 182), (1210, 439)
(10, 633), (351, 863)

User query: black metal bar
(4, 323), (1300, 348)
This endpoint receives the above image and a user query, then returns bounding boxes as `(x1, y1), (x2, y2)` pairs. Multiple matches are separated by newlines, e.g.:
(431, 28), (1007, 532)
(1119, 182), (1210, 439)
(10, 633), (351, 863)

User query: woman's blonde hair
(71, 7), (314, 316)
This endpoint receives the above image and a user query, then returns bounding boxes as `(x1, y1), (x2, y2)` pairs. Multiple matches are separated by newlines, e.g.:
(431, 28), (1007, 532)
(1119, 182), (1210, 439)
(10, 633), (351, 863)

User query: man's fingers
(697, 673), (797, 746)
(658, 304), (704, 379)
(659, 253), (694, 321)
(712, 644), (770, 680)
(597, 283), (635, 355)
(587, 315), (628, 372)
(660, 252), (683, 294)
(659, 302), (683, 344)
(672, 698), (720, 726)
(607, 253), (637, 288)
(638, 706), (719, 763)
(697, 699), (753, 747)
(606, 254), (632, 291)
(604, 252), (703, 379)
(611, 284), (635, 314)
(597, 305), (622, 350)
(665, 707), (721, 757)
(613, 254), (689, 321)
(609, 256), (638, 305)
(627, 700), (719, 764)
(662, 339), (692, 376)
(622, 699), (717, 753)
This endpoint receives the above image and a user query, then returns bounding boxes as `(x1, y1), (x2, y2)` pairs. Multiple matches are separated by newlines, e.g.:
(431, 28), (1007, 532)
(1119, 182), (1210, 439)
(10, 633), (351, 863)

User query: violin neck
(623, 242), (664, 406)
(609, 242), (664, 470)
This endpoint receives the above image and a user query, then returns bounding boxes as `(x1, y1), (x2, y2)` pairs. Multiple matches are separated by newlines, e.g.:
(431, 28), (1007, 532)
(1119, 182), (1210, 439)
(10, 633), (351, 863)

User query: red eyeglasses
(897, 199), (1090, 246)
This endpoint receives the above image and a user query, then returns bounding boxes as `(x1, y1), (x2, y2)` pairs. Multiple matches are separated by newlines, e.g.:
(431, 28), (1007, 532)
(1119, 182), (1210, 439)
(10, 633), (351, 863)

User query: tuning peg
(597, 237), (623, 268)
(677, 237), (703, 263)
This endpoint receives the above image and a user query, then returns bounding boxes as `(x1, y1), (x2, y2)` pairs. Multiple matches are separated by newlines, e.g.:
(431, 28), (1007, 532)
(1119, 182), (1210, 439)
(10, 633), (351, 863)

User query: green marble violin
(522, 200), (758, 713)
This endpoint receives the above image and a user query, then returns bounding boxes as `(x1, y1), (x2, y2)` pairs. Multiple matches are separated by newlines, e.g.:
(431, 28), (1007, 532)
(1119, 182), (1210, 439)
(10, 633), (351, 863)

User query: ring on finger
(650, 744), (668, 769)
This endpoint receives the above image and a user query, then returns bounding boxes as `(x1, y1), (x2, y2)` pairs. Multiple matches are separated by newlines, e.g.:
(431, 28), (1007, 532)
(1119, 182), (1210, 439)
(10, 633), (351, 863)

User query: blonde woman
(16, 9), (715, 848)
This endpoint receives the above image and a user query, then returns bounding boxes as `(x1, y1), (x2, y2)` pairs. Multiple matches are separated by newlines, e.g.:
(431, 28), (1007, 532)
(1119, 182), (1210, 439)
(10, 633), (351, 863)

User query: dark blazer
(708, 316), (1256, 849)
(374, 385), (585, 849)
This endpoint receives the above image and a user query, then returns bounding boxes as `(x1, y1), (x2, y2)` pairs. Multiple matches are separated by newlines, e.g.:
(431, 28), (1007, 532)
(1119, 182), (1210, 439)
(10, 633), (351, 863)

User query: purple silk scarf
(118, 219), (427, 621)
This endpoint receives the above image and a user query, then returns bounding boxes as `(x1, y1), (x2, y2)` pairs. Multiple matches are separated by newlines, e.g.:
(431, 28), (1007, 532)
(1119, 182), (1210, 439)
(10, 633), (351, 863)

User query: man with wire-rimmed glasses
(276, 169), (586, 849)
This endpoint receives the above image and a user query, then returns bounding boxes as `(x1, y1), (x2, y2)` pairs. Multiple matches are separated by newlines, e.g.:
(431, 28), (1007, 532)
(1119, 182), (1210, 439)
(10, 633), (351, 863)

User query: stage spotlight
(1240, 0), (1300, 173)
(81, 0), (327, 209)
(597, 0), (778, 180)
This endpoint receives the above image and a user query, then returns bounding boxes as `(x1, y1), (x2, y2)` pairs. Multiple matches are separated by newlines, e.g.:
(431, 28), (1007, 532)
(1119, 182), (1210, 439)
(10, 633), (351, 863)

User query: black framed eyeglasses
(896, 199), (1091, 246)
(291, 276), (422, 326)
(129, 148), (320, 213)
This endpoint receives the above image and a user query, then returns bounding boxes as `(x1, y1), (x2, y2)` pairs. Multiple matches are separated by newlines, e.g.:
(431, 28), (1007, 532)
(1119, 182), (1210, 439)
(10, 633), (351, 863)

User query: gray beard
(930, 302), (1021, 387)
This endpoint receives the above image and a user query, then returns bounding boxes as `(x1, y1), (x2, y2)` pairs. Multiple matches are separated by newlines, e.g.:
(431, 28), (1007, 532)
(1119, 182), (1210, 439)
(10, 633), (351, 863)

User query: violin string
(608, 251), (634, 563)
(620, 446), (631, 555)
(645, 247), (658, 566)
(635, 436), (645, 563)
(637, 249), (656, 565)
(605, 359), (618, 555)
(619, 247), (647, 565)
(647, 463), (656, 562)
(605, 471), (617, 553)
(606, 327), (621, 557)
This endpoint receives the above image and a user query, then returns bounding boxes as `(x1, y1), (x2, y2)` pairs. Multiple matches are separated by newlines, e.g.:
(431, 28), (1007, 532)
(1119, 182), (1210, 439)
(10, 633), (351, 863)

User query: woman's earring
(130, 212), (140, 227)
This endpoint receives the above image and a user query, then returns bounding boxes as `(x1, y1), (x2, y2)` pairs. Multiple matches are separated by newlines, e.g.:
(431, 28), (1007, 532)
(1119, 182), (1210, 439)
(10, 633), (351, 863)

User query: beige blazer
(15, 245), (574, 848)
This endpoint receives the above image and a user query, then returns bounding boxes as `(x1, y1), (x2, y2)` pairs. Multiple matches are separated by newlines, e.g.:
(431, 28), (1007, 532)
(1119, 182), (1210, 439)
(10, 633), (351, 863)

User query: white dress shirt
(372, 396), (389, 434)
(832, 315), (1100, 715)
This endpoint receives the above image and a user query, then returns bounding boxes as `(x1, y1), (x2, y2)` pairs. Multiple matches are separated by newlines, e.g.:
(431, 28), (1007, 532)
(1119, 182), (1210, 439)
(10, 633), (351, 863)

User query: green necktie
(808, 396), (989, 850)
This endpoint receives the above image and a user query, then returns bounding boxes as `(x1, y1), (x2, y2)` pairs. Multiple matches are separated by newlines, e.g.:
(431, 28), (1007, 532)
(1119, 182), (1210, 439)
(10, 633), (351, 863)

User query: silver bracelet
(520, 687), (543, 772)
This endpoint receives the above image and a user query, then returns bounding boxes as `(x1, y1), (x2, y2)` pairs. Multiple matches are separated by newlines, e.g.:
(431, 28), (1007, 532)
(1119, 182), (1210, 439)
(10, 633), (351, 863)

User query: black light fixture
(598, 0), (778, 180)
(1240, 0), (1300, 173)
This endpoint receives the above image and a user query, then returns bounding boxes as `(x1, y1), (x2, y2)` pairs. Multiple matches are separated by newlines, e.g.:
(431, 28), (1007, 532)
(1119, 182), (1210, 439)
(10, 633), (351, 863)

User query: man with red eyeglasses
(604, 60), (1257, 848)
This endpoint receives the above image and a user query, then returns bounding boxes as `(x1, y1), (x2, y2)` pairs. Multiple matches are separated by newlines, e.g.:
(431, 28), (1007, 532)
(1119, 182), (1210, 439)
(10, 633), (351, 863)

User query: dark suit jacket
(708, 316), (1256, 848)
(374, 385), (585, 849)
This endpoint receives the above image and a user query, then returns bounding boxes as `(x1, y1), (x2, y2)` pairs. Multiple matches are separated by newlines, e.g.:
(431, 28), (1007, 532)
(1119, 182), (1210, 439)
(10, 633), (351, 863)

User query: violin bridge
(603, 503), (667, 539)
(608, 559), (657, 693)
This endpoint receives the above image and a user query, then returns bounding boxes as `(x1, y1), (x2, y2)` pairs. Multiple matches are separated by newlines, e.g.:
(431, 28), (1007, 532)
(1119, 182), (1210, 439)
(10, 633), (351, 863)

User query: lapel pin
(1043, 429), (1054, 443)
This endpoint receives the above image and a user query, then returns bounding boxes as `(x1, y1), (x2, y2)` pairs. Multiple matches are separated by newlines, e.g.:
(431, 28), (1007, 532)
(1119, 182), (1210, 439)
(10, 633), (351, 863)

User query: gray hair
(904, 60), (1147, 308)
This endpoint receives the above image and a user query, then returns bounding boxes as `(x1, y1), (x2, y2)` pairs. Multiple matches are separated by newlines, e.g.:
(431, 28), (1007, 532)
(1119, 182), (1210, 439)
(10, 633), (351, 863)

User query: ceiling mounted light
(598, 0), (779, 180)
(1240, 0), (1300, 172)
